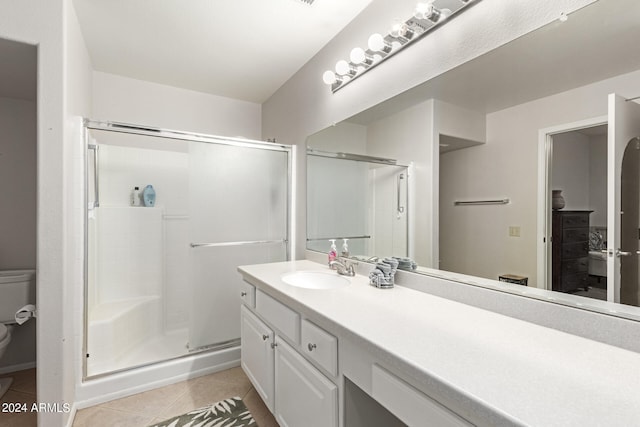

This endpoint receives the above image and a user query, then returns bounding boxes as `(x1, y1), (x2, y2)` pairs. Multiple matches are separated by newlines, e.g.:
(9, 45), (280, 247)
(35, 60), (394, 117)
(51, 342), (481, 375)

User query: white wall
(0, 0), (92, 424)
(66, 0), (93, 425)
(367, 100), (434, 266)
(447, 68), (640, 287)
(0, 97), (36, 269)
(65, 0), (94, 424)
(306, 121), (367, 154)
(552, 131), (591, 210)
(263, 0), (594, 259)
(92, 72), (262, 139)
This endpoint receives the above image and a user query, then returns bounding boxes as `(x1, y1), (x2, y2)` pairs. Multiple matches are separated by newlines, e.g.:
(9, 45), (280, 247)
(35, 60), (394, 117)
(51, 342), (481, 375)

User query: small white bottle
(341, 238), (350, 257)
(131, 186), (141, 206)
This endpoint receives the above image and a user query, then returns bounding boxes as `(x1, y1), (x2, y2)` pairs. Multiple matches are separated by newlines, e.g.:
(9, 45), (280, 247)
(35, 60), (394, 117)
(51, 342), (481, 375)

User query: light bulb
(415, 1), (443, 22)
(368, 33), (390, 53)
(391, 21), (409, 38)
(350, 47), (373, 66)
(335, 60), (354, 76)
(350, 47), (365, 64)
(322, 70), (337, 85)
(438, 8), (452, 22)
(414, 2), (434, 20)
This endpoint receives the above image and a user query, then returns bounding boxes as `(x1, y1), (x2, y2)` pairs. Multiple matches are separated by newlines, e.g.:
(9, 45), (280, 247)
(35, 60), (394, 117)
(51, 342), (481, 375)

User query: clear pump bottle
(328, 239), (338, 266)
(341, 239), (350, 257)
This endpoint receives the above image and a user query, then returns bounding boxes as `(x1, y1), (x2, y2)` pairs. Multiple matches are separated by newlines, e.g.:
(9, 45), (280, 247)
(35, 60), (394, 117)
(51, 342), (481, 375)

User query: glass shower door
(84, 122), (290, 378)
(188, 141), (289, 351)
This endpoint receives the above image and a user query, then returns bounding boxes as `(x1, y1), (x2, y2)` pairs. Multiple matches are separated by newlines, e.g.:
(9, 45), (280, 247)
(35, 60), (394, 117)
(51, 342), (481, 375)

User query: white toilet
(0, 269), (36, 398)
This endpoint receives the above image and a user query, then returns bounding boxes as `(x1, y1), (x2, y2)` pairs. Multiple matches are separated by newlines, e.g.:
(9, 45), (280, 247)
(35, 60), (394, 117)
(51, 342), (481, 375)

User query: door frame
(537, 115), (607, 290)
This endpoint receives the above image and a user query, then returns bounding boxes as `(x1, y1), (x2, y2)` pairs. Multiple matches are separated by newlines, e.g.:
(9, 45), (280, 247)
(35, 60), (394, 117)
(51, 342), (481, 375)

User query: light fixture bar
(324, 0), (481, 93)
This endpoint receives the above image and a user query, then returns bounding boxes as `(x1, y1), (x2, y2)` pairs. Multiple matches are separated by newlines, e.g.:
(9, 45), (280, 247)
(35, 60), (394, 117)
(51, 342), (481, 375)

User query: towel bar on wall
(306, 235), (372, 242)
(190, 239), (287, 248)
(454, 199), (510, 206)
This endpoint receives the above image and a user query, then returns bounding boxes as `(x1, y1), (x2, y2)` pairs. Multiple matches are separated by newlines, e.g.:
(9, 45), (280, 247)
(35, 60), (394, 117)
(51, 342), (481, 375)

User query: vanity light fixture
(322, 0), (481, 92)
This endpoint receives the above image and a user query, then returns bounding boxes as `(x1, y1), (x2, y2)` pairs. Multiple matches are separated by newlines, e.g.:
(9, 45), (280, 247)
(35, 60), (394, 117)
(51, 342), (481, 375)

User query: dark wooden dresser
(552, 210), (592, 292)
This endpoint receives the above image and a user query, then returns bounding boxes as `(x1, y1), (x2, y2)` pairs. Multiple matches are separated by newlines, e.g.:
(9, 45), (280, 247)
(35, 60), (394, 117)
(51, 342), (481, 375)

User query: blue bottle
(142, 185), (156, 207)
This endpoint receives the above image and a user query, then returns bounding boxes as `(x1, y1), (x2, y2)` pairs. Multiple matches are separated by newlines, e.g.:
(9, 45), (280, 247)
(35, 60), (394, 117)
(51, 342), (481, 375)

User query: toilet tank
(0, 270), (36, 323)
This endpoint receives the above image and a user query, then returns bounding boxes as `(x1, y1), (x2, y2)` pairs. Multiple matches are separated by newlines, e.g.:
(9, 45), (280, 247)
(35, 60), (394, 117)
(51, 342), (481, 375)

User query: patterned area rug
(149, 397), (258, 427)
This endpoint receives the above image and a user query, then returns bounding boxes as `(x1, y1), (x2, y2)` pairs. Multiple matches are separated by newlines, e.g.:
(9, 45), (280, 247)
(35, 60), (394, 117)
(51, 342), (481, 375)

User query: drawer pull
(308, 343), (317, 351)
(270, 342), (278, 349)
(241, 291), (247, 297)
(262, 334), (269, 341)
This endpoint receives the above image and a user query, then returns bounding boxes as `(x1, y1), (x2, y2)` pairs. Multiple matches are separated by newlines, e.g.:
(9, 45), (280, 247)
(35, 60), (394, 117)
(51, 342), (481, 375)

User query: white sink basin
(281, 270), (350, 290)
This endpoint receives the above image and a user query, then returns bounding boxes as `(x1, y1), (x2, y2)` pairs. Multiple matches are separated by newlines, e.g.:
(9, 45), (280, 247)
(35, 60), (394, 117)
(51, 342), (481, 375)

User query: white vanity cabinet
(275, 337), (338, 427)
(240, 289), (338, 426)
(240, 305), (275, 411)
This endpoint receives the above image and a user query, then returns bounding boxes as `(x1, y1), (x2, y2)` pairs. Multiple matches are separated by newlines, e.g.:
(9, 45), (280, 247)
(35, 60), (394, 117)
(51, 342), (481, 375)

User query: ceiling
(0, 38), (36, 101)
(73, 0), (372, 103)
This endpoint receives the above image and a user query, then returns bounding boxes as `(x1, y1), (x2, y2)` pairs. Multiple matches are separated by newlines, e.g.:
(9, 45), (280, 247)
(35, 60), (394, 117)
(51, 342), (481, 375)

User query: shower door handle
(397, 173), (405, 216)
(88, 144), (100, 208)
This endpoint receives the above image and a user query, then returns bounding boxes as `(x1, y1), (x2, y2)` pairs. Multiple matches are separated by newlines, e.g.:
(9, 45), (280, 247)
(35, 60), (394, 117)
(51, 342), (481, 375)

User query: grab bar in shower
(397, 173), (405, 216)
(88, 144), (100, 208)
(454, 198), (510, 206)
(190, 239), (287, 248)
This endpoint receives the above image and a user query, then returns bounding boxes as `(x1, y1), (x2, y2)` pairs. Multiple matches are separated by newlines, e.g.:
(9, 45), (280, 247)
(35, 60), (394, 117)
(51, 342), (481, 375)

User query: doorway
(548, 124), (608, 300)
(539, 94), (640, 308)
(0, 36), (38, 410)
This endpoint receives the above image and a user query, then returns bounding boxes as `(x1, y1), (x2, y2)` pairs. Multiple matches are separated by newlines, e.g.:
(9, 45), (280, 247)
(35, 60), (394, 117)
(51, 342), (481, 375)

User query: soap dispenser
(142, 185), (156, 207)
(328, 239), (337, 266)
(341, 239), (350, 257)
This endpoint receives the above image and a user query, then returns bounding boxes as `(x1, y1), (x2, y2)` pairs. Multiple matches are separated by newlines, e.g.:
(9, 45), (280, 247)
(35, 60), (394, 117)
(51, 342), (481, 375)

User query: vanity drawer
(372, 364), (471, 427)
(256, 290), (300, 344)
(301, 320), (338, 377)
(239, 281), (256, 308)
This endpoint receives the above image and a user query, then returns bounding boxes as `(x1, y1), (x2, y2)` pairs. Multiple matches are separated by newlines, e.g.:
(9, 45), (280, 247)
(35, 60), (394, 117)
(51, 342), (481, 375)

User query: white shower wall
(91, 142), (191, 333)
(96, 207), (163, 301)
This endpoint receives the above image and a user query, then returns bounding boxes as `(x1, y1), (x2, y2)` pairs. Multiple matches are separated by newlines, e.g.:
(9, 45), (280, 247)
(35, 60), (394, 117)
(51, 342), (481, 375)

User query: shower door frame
(81, 119), (293, 380)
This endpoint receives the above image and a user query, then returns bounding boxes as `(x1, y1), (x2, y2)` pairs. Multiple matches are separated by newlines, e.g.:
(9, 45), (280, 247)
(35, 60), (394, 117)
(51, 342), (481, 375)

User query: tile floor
(0, 368), (37, 427)
(0, 367), (278, 427)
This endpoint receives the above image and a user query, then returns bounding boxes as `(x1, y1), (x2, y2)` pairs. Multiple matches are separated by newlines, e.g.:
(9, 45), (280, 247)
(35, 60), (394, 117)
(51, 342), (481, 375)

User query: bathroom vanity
(238, 260), (640, 427)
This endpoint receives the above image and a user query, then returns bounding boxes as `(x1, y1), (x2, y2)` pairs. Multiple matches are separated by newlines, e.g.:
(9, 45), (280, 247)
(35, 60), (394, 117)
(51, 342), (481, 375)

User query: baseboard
(64, 404), (78, 427)
(0, 361), (36, 374)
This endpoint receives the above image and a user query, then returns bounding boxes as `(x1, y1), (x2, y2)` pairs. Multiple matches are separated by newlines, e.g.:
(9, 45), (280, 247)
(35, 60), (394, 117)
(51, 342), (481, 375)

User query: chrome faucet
(329, 257), (357, 276)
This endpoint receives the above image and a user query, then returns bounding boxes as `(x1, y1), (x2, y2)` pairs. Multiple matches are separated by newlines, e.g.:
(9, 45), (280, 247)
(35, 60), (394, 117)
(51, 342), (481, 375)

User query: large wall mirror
(306, 0), (640, 321)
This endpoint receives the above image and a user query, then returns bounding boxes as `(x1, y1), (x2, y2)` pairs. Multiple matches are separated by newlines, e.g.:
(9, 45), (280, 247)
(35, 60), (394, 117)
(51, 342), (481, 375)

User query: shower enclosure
(306, 149), (409, 259)
(84, 121), (290, 378)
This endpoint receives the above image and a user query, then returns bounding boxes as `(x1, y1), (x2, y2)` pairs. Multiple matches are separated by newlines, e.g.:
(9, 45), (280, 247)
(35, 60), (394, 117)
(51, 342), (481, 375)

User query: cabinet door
(275, 337), (338, 427)
(241, 306), (275, 411)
